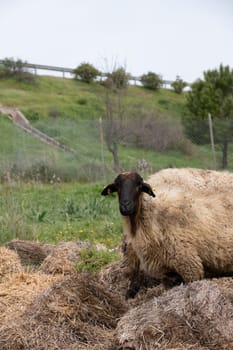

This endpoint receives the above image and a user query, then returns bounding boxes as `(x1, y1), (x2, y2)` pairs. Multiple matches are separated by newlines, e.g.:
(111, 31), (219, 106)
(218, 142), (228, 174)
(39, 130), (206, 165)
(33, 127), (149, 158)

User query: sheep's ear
(141, 182), (156, 197)
(101, 183), (117, 196)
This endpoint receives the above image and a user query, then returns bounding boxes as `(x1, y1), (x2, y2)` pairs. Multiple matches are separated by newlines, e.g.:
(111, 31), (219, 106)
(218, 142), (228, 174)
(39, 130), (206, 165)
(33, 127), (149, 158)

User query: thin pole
(208, 113), (217, 169)
(99, 117), (106, 180)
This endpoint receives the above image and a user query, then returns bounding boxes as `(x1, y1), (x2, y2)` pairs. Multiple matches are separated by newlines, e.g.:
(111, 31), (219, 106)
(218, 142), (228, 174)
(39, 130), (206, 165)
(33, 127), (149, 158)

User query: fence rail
(0, 59), (192, 87)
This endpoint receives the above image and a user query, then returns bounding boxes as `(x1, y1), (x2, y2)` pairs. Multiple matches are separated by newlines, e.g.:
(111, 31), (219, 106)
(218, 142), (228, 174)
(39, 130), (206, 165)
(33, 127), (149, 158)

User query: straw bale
(0, 246), (23, 281)
(7, 239), (54, 265)
(39, 241), (106, 275)
(115, 279), (233, 350)
(0, 272), (127, 350)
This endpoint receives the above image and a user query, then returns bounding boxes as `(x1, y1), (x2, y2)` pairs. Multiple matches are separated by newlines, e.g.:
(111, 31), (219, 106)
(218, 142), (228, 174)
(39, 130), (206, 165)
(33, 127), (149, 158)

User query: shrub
(119, 111), (194, 155)
(73, 62), (101, 83)
(140, 71), (163, 90)
(24, 110), (40, 121)
(171, 76), (187, 94)
(104, 67), (131, 89)
(0, 57), (36, 83)
(0, 63), (5, 77)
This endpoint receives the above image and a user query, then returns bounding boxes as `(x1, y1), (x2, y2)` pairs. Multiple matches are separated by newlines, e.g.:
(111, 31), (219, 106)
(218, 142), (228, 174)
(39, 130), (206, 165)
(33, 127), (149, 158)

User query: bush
(171, 76), (187, 94)
(140, 71), (163, 90)
(73, 62), (101, 83)
(104, 67), (131, 89)
(118, 111), (194, 155)
(24, 110), (40, 121)
(0, 57), (36, 83)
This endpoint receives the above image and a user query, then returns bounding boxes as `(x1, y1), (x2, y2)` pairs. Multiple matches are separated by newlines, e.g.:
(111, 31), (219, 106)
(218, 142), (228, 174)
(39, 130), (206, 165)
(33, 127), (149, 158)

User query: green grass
(76, 248), (120, 272)
(0, 75), (185, 120)
(0, 181), (122, 247)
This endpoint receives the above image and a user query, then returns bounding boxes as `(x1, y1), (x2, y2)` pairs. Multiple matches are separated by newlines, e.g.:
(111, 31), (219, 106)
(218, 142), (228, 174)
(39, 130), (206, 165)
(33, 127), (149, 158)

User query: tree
(73, 62), (101, 83)
(140, 71), (163, 90)
(102, 66), (131, 172)
(184, 64), (233, 168)
(171, 76), (187, 94)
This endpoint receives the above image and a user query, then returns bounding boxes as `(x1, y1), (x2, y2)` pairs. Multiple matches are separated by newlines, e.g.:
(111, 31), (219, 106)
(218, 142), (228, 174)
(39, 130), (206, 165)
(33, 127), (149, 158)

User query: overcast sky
(1, 0), (232, 82)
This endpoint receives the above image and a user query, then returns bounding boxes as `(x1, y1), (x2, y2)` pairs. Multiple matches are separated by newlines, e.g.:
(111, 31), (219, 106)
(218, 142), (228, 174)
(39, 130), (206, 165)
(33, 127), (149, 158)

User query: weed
(29, 208), (48, 222)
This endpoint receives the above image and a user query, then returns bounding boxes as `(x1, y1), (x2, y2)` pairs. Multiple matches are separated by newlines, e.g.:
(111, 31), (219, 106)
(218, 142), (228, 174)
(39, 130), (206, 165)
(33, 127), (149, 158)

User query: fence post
(208, 113), (217, 169)
(99, 117), (106, 180)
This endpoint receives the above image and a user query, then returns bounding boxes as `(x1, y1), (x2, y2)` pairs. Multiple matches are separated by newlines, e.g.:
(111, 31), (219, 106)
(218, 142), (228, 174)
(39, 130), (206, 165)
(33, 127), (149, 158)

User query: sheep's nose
(120, 201), (134, 216)
(120, 200), (131, 209)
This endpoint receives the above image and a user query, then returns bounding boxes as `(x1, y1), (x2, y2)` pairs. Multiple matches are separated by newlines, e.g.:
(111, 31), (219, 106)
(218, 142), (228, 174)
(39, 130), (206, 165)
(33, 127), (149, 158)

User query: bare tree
(102, 66), (130, 172)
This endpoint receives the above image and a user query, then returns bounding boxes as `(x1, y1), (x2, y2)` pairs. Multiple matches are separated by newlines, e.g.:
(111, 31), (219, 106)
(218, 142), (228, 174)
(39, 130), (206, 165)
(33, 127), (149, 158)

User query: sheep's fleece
(123, 168), (233, 282)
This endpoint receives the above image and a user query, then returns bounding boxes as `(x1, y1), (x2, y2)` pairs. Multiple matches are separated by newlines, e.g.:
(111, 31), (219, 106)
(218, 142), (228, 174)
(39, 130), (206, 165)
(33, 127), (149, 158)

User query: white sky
(1, 0), (233, 82)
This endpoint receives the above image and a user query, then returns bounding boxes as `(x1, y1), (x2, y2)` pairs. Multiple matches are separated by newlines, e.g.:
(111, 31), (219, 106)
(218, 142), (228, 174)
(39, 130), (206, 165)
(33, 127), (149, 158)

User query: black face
(116, 173), (142, 216)
(101, 172), (155, 216)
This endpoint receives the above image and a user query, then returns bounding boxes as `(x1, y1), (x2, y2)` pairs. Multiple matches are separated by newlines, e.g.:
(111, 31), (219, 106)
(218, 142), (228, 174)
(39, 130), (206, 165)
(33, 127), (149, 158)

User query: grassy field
(0, 181), (122, 247)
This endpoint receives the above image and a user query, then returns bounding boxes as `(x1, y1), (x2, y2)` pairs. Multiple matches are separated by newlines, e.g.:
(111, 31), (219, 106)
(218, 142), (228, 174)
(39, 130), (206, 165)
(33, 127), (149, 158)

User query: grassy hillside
(0, 75), (216, 183)
(0, 75), (185, 120)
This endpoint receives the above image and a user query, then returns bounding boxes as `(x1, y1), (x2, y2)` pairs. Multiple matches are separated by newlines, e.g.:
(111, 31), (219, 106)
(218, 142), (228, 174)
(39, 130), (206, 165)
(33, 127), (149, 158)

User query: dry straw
(0, 272), (127, 350)
(115, 279), (233, 350)
(0, 247), (23, 281)
(39, 241), (95, 274)
(2, 241), (233, 349)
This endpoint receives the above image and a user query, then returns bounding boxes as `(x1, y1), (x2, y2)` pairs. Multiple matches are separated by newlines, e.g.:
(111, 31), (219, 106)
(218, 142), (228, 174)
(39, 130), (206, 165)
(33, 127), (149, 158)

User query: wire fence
(0, 115), (233, 184)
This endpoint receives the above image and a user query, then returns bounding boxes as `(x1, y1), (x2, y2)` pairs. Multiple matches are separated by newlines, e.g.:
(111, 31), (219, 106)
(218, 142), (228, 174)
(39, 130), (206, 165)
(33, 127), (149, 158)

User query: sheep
(101, 169), (233, 291)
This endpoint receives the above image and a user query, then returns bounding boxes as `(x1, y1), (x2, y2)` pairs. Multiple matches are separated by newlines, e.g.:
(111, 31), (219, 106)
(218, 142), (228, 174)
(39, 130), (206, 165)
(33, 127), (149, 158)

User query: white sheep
(102, 169), (233, 287)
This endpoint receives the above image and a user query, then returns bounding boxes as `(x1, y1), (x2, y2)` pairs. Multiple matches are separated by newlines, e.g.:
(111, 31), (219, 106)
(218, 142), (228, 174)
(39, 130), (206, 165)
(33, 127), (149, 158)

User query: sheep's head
(101, 172), (155, 216)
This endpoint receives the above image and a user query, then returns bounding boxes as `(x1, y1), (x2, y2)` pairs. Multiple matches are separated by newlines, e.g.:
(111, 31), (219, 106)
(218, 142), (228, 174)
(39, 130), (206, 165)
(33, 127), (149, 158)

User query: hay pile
(7, 239), (54, 265)
(2, 240), (233, 349)
(115, 279), (233, 350)
(0, 272), (127, 350)
(39, 241), (106, 275)
(7, 240), (107, 274)
(0, 247), (23, 281)
(0, 272), (61, 326)
(99, 258), (132, 297)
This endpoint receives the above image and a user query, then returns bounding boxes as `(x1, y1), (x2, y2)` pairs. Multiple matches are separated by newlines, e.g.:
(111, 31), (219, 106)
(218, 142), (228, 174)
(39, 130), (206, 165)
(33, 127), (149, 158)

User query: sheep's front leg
(168, 250), (204, 284)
